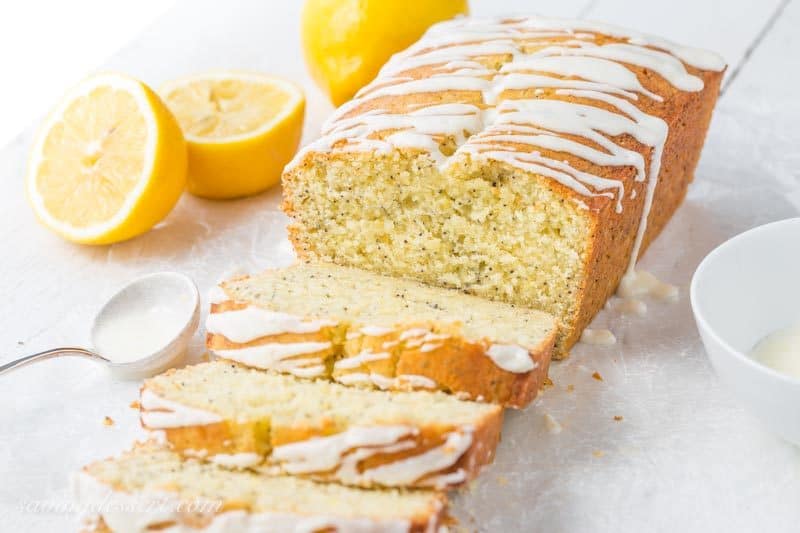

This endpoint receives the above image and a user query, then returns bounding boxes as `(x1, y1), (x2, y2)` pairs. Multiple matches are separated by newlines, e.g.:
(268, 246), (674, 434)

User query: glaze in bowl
(691, 218), (800, 446)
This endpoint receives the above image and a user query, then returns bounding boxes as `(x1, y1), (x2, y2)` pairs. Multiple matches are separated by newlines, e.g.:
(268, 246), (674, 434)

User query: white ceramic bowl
(691, 217), (800, 446)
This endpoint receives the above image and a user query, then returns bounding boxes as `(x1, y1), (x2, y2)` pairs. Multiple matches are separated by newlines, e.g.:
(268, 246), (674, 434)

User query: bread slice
(206, 262), (556, 408)
(140, 361), (503, 489)
(75, 442), (446, 532)
(280, 16), (725, 357)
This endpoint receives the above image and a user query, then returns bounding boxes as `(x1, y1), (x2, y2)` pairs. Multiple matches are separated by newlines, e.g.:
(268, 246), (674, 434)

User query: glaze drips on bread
(282, 16), (725, 355)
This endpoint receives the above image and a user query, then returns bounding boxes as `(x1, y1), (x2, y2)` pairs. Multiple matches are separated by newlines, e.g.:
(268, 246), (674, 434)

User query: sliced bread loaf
(140, 361), (503, 489)
(75, 442), (446, 532)
(206, 262), (556, 408)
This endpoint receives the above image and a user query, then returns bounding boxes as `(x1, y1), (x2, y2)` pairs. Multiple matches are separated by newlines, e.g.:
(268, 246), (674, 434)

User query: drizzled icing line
(270, 425), (474, 488)
(334, 350), (391, 370)
(206, 305), (337, 344)
(334, 372), (438, 391)
(211, 343), (331, 378)
(140, 389), (223, 429)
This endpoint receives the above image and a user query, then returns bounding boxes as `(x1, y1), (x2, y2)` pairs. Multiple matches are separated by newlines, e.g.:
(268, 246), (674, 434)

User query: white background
(0, 1), (174, 147)
(1, 1), (798, 532)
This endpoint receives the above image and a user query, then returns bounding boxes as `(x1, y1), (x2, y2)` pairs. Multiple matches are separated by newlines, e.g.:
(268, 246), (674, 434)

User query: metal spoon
(0, 272), (200, 380)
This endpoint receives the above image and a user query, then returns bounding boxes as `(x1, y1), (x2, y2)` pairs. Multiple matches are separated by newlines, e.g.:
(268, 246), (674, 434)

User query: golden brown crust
(207, 297), (553, 408)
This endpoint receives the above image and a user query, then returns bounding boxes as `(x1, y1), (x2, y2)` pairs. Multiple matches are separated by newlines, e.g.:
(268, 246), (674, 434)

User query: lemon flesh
(161, 72), (305, 200)
(27, 73), (187, 245)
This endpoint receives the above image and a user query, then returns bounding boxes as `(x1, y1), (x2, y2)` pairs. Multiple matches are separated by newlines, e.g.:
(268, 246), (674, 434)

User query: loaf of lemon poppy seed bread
(206, 262), (556, 408)
(281, 16), (725, 357)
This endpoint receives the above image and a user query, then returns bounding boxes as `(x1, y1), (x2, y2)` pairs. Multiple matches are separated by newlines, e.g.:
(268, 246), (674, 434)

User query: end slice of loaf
(75, 442), (446, 532)
(140, 361), (503, 489)
(206, 262), (556, 408)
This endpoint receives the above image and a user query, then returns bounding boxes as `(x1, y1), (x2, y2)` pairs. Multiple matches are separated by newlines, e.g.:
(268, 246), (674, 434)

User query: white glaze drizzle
(208, 452), (263, 469)
(404, 332), (450, 349)
(418, 469), (467, 488)
(750, 320), (800, 380)
(334, 372), (438, 391)
(288, 363), (328, 379)
(334, 350), (392, 370)
(617, 269), (679, 301)
(395, 374), (439, 390)
(271, 425), (472, 488)
(611, 269), (678, 316)
(206, 306), (336, 343)
(272, 426), (417, 474)
(140, 389), (222, 429)
(486, 344), (536, 373)
(580, 328), (618, 346)
(399, 328), (432, 340)
(211, 343), (331, 378)
(419, 343), (443, 353)
(362, 429), (474, 488)
(360, 325), (396, 336)
(287, 16), (725, 281)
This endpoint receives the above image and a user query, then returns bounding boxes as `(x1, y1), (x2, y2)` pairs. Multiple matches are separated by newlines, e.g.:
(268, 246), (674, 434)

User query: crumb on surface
(103, 416), (114, 426)
(129, 400), (140, 410)
(496, 475), (509, 486)
(614, 415), (624, 421)
(544, 412), (562, 434)
(593, 450), (605, 458)
(592, 371), (603, 381)
(566, 384), (575, 393)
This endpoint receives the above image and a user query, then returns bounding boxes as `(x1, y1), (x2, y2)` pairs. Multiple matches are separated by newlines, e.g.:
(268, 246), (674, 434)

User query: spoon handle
(0, 347), (107, 376)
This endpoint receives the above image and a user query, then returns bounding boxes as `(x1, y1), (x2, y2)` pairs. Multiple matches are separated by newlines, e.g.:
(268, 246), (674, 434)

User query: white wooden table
(1, 1), (798, 531)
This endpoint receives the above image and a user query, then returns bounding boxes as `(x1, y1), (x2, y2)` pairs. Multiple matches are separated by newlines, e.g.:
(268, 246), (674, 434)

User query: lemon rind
(26, 73), (159, 242)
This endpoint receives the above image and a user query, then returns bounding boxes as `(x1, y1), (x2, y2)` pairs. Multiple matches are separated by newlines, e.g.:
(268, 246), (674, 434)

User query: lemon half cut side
(27, 73), (188, 245)
(161, 71), (305, 199)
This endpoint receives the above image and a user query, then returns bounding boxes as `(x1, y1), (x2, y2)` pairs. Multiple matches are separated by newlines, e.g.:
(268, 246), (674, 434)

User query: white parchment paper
(1, 1), (799, 532)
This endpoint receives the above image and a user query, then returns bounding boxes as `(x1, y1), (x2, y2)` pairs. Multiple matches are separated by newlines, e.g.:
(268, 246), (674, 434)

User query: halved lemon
(27, 73), (188, 245)
(160, 72), (305, 199)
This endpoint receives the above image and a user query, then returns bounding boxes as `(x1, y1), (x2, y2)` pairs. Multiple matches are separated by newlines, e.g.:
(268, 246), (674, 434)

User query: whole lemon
(301, 0), (469, 106)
